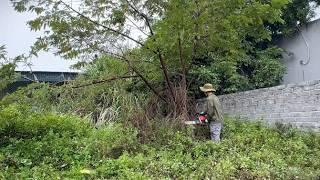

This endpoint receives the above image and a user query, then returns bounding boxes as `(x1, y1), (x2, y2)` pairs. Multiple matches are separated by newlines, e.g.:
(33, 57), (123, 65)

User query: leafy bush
(0, 105), (139, 179)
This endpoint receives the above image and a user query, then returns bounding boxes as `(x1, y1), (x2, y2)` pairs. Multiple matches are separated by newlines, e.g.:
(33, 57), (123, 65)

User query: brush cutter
(184, 112), (209, 125)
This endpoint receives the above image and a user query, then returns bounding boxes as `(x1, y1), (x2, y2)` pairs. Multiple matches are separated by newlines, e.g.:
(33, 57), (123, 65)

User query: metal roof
(17, 71), (79, 83)
(1, 71), (80, 98)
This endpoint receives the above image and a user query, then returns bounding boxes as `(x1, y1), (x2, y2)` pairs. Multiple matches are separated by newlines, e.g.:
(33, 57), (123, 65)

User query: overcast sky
(0, 1), (319, 72)
(0, 0), (79, 72)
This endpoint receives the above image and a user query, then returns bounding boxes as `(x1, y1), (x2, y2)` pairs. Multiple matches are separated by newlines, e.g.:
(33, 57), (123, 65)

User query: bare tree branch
(71, 75), (138, 88)
(124, 14), (150, 37)
(125, 57), (167, 102)
(58, 0), (144, 46)
(157, 50), (175, 101)
(124, 0), (154, 35)
(178, 33), (187, 89)
(83, 41), (166, 102)
(178, 32), (187, 118)
(122, 0), (175, 101)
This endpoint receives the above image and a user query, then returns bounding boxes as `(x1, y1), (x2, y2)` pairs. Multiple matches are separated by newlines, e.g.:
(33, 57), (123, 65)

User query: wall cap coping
(218, 79), (320, 97)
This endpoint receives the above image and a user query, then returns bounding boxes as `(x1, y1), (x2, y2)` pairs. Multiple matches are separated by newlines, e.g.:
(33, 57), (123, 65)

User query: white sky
(311, 2), (320, 20)
(0, 0), (79, 72)
(0, 1), (319, 72)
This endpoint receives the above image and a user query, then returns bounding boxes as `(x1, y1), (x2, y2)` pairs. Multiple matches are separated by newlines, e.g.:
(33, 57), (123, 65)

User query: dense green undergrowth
(1, 104), (320, 179)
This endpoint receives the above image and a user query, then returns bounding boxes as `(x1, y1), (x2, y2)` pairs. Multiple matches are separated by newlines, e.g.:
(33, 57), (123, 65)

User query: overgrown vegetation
(2, 0), (320, 178)
(1, 57), (319, 178)
(1, 57), (144, 124)
(1, 104), (319, 179)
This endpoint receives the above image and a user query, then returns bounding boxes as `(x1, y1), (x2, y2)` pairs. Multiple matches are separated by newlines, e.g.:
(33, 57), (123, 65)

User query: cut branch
(71, 75), (138, 88)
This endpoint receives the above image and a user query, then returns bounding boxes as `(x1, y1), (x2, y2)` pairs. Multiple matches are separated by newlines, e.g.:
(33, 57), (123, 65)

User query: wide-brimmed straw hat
(200, 83), (216, 92)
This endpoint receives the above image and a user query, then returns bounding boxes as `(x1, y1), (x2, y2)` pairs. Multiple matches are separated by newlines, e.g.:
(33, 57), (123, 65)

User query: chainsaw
(184, 112), (209, 125)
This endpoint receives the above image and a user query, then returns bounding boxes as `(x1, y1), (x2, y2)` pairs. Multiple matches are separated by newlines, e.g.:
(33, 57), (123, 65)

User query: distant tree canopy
(270, 0), (320, 40)
(0, 45), (20, 91)
(10, 0), (318, 98)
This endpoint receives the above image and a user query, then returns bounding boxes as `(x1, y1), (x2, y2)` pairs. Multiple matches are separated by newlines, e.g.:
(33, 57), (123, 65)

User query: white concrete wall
(279, 19), (320, 84)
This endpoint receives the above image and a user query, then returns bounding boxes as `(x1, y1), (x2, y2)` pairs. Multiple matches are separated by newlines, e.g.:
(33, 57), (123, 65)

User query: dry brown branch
(71, 75), (138, 88)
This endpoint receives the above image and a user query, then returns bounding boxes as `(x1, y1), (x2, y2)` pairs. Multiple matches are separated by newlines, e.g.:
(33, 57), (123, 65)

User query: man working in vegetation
(200, 83), (224, 142)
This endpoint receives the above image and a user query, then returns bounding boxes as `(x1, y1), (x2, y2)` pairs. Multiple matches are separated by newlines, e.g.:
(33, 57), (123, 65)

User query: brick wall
(200, 80), (320, 131)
